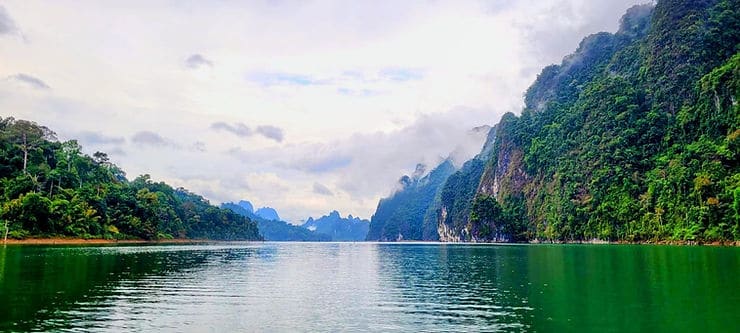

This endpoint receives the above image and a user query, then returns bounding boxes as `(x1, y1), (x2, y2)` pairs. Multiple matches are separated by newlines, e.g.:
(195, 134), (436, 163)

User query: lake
(0, 242), (738, 332)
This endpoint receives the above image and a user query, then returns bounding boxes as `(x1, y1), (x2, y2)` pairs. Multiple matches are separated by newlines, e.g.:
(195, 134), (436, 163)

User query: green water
(0, 243), (737, 332)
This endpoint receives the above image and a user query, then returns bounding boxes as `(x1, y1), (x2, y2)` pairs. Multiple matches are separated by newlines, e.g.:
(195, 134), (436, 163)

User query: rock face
(432, 126), (498, 241)
(301, 211), (369, 241)
(370, 1), (740, 243)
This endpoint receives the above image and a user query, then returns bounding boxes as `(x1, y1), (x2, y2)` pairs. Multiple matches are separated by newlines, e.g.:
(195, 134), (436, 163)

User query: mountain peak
(255, 207), (280, 221)
(237, 200), (254, 214)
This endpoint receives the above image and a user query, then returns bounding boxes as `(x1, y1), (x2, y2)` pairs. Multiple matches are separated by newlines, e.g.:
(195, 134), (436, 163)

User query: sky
(0, 0), (646, 223)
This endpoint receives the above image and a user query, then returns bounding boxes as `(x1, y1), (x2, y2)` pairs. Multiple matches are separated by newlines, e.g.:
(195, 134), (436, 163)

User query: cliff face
(458, 0), (739, 242)
(366, 160), (456, 241)
(433, 126), (498, 241)
(368, 1), (739, 243)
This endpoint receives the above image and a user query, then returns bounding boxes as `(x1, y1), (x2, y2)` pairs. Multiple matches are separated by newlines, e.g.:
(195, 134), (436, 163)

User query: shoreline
(2, 237), (738, 246)
(1, 238), (229, 245)
(527, 239), (740, 247)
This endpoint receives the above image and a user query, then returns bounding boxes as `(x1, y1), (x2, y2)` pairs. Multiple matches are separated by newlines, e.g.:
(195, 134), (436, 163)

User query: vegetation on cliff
(370, 0), (739, 243)
(466, 0), (739, 242)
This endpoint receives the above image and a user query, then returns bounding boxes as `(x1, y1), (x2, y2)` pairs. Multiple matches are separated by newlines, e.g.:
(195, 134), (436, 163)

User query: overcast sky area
(0, 0), (646, 223)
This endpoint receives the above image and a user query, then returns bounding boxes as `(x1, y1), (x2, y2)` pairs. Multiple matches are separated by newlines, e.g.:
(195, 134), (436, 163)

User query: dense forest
(370, 0), (739, 243)
(0, 117), (261, 241)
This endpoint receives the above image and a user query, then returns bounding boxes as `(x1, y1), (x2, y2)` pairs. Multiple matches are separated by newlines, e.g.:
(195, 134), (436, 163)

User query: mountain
(0, 118), (262, 241)
(254, 207), (280, 221)
(365, 124), (499, 241)
(372, 0), (740, 243)
(366, 160), (457, 241)
(222, 201), (331, 241)
(237, 200), (254, 214)
(302, 211), (369, 241)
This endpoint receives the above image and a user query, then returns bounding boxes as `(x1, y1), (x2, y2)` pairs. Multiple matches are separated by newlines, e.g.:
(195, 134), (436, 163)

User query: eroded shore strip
(1, 238), (227, 245)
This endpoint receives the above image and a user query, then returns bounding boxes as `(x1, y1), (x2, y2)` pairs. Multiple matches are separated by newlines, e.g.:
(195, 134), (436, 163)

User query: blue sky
(0, 0), (645, 223)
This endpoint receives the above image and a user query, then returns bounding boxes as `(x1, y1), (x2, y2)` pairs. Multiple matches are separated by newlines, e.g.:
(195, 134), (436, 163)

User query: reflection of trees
(0, 245), (257, 331)
(374, 244), (534, 331)
(523, 245), (740, 332)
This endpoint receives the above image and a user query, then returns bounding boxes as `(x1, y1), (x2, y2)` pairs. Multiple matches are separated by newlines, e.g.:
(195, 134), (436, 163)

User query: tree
(0, 118), (56, 174)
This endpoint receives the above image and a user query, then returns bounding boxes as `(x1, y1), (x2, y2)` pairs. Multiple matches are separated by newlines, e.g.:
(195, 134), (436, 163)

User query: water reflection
(373, 244), (532, 332)
(0, 244), (260, 332)
(0, 243), (737, 332)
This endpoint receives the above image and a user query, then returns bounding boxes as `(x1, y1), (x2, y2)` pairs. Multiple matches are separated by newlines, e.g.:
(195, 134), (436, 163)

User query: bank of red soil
(2, 238), (220, 245)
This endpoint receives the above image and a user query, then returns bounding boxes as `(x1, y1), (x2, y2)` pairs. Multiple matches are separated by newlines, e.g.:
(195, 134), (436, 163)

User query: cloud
(131, 131), (176, 148)
(211, 122), (252, 137)
(256, 125), (284, 142)
(185, 54), (213, 69)
(288, 149), (353, 173)
(7, 73), (50, 89)
(191, 141), (207, 152)
(518, 0), (642, 64)
(245, 72), (327, 86)
(107, 147), (127, 156)
(378, 67), (424, 82)
(212, 122), (284, 142)
(226, 107), (493, 201)
(312, 182), (334, 196)
(77, 131), (125, 145)
(337, 88), (382, 97)
(0, 5), (19, 36)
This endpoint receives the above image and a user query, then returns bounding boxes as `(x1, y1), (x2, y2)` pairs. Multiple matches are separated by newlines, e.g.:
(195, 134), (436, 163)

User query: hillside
(0, 118), (262, 241)
(372, 0), (740, 243)
(366, 160), (456, 241)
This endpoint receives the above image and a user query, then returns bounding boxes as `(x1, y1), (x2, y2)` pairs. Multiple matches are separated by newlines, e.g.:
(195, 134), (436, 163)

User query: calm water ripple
(1, 242), (738, 332)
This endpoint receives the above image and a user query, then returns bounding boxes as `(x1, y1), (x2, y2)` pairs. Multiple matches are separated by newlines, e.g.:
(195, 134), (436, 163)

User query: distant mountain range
(221, 201), (329, 241)
(221, 200), (369, 241)
(303, 211), (369, 241)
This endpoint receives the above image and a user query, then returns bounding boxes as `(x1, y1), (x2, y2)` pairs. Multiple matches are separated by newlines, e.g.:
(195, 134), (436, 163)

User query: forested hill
(374, 0), (740, 243)
(0, 117), (262, 241)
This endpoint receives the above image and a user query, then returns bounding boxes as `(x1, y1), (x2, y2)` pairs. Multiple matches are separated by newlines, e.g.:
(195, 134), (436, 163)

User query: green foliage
(0, 117), (262, 241)
(366, 160), (456, 241)
(471, 0), (740, 243)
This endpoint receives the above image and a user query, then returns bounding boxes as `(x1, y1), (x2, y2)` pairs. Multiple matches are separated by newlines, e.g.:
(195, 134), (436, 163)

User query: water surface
(0, 243), (737, 332)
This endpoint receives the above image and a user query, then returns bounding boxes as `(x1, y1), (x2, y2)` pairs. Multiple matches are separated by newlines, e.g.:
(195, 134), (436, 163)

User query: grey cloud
(224, 107), (495, 201)
(78, 131), (125, 145)
(191, 141), (207, 152)
(212, 122), (284, 142)
(211, 122), (253, 137)
(0, 5), (18, 36)
(256, 125), (284, 142)
(185, 54), (213, 69)
(520, 0), (642, 64)
(131, 131), (177, 148)
(8, 73), (50, 89)
(313, 182), (334, 196)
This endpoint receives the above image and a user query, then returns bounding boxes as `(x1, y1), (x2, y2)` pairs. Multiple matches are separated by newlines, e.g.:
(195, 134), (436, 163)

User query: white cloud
(0, 0), (643, 223)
